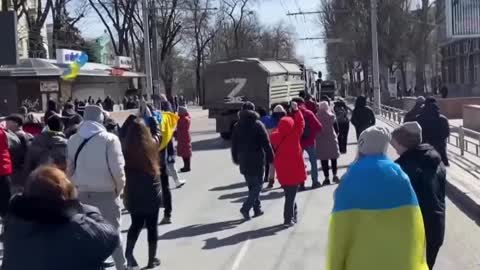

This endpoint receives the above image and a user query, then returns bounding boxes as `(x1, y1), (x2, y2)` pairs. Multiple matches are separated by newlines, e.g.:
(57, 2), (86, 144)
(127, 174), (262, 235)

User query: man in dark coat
(24, 115), (68, 176)
(231, 102), (274, 220)
(416, 97), (450, 166)
(403, 96), (425, 123)
(391, 122), (446, 270)
(351, 96), (376, 139)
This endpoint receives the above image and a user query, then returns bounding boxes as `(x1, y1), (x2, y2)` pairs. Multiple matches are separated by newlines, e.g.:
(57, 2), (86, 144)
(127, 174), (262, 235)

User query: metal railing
(377, 104), (480, 158)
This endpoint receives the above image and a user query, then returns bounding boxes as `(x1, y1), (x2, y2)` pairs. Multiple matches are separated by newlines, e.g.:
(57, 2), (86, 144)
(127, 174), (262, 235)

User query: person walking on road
(316, 101), (340, 185)
(0, 127), (12, 219)
(392, 122), (446, 270)
(260, 105), (287, 188)
(270, 102), (306, 227)
(333, 98), (350, 154)
(67, 105), (127, 270)
(231, 102), (274, 220)
(292, 97), (322, 191)
(327, 126), (428, 270)
(404, 96), (425, 123)
(123, 119), (162, 269)
(351, 96), (375, 139)
(416, 97), (450, 166)
(2, 166), (119, 270)
(176, 106), (192, 173)
(24, 115), (68, 176)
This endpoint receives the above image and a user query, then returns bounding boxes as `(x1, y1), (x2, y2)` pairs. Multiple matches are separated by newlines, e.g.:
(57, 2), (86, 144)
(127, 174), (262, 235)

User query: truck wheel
(220, 132), (232, 140)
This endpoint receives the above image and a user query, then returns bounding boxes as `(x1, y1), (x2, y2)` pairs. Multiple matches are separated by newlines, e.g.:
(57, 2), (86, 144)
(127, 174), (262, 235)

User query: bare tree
(24, 0), (53, 57)
(184, 0), (217, 103)
(87, 0), (137, 55)
(51, 0), (89, 56)
(153, 0), (183, 98)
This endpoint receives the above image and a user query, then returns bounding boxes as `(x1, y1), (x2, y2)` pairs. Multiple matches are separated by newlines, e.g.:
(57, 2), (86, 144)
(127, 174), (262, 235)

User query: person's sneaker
(179, 168), (190, 173)
(298, 185), (306, 191)
(253, 210), (264, 218)
(322, 179), (331, 186)
(146, 258), (161, 269)
(240, 208), (251, 221)
(333, 176), (340, 183)
(126, 266), (140, 270)
(175, 179), (186, 188)
(283, 221), (295, 228)
(159, 216), (172, 225)
(266, 181), (274, 189)
(102, 260), (115, 268)
(312, 182), (322, 189)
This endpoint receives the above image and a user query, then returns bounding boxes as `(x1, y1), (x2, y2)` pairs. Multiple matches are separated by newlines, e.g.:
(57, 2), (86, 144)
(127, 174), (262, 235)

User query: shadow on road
(231, 191), (284, 204)
(192, 137), (230, 152)
(209, 182), (246, 191)
(202, 224), (286, 250)
(158, 219), (245, 240)
(218, 190), (249, 200)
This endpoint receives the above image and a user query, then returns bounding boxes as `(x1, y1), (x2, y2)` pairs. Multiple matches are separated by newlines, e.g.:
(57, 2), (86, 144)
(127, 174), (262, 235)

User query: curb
(445, 170), (480, 222)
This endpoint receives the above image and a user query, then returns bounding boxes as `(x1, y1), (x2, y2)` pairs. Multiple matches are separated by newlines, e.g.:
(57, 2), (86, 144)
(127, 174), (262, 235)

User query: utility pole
(151, 0), (160, 97)
(370, 0), (381, 113)
(142, 0), (153, 97)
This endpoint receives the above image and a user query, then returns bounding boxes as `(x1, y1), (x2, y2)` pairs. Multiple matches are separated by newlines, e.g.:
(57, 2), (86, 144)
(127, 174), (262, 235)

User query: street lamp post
(142, 0), (153, 97)
(371, 0), (381, 113)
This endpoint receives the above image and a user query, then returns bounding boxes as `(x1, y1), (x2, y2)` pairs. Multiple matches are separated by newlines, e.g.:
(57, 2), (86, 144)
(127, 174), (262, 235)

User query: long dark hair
(119, 114), (138, 142)
(123, 119), (160, 176)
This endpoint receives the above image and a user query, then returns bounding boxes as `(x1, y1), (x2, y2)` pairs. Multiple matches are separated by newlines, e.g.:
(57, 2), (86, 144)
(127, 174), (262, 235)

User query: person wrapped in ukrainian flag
(327, 126), (429, 270)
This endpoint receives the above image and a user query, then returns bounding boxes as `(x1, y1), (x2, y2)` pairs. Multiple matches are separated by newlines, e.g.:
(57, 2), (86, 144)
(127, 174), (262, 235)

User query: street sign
(446, 0), (480, 38)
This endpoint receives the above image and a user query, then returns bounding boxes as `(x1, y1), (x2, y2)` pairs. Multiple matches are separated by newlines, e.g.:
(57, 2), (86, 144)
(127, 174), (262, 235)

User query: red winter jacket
(175, 113), (192, 158)
(305, 99), (318, 114)
(270, 110), (306, 186)
(299, 104), (322, 149)
(0, 129), (12, 176)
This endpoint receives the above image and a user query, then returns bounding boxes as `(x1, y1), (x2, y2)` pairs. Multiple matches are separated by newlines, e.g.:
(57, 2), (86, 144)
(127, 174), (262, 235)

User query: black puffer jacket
(416, 103), (450, 166)
(395, 144), (446, 247)
(124, 168), (162, 214)
(24, 131), (67, 175)
(2, 196), (119, 270)
(351, 96), (375, 138)
(231, 110), (274, 176)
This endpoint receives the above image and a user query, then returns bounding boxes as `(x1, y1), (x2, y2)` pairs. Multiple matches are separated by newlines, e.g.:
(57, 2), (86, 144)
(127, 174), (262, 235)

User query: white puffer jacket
(67, 121), (125, 195)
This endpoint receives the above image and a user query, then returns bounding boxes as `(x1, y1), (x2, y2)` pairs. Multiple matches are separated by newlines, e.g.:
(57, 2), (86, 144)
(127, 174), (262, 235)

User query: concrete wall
(463, 105), (480, 132)
(436, 98), (480, 119)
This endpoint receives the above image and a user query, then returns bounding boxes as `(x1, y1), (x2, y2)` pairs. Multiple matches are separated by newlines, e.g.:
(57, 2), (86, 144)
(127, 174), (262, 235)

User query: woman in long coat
(316, 101), (340, 185)
(176, 106), (192, 172)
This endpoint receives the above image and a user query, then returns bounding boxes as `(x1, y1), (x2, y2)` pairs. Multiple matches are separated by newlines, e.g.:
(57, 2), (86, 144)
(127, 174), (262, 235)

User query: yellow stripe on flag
(159, 112), (179, 150)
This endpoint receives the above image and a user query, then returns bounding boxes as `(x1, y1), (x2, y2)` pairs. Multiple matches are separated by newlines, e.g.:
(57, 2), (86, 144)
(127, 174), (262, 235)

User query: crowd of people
(0, 94), (193, 270)
(231, 94), (447, 270)
(0, 89), (451, 270)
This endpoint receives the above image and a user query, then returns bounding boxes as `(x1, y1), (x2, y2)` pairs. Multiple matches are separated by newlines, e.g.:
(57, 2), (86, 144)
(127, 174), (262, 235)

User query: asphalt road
(122, 108), (480, 270)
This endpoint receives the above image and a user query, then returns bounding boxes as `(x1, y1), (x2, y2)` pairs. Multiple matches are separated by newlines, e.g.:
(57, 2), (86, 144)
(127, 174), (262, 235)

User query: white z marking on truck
(224, 78), (247, 103)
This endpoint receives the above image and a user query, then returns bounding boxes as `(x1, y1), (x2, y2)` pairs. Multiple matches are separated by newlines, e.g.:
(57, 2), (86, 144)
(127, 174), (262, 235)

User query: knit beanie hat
(358, 126), (391, 155)
(416, 96), (426, 104)
(178, 106), (188, 115)
(6, 114), (24, 127)
(241, 101), (255, 111)
(391, 122), (422, 149)
(273, 104), (286, 114)
(83, 105), (105, 124)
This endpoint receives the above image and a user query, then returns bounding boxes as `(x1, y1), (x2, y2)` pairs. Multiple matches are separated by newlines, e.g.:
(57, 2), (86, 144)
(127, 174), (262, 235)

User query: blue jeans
(304, 146), (319, 184)
(242, 175), (263, 213)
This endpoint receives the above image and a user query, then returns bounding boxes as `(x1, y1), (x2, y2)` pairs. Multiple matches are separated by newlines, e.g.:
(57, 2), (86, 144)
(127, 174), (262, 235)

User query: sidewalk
(375, 116), (480, 221)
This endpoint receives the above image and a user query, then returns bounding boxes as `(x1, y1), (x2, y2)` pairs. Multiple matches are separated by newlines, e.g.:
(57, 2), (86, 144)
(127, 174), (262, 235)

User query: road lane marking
(230, 238), (251, 270)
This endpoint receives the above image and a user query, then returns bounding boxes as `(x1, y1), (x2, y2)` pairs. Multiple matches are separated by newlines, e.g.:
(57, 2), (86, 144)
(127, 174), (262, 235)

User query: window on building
(475, 54), (480, 83)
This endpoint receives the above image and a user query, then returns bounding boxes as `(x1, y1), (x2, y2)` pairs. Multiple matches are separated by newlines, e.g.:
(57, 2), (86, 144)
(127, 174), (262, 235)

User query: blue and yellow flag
(327, 155), (428, 270)
(159, 111), (179, 150)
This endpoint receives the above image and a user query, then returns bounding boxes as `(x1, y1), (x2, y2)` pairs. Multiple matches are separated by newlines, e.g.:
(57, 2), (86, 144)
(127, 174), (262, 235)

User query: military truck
(203, 58), (305, 139)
